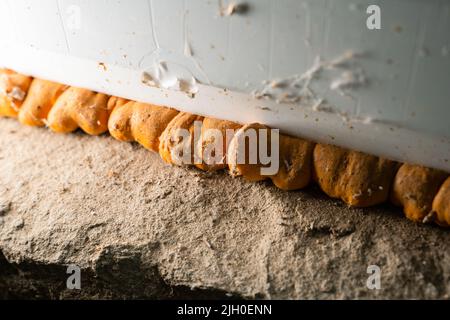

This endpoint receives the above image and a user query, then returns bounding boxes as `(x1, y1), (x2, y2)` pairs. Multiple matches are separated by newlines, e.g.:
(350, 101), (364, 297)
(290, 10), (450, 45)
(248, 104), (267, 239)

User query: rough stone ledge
(0, 118), (449, 299)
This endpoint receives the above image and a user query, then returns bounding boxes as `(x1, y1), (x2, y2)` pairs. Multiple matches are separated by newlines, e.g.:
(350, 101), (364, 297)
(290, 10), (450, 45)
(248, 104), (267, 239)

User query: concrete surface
(0, 118), (449, 299)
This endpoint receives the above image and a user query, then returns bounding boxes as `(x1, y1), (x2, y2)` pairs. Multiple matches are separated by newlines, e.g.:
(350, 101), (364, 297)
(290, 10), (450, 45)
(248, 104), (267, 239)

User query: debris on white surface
(98, 62), (107, 71)
(179, 77), (199, 95)
(351, 116), (374, 125)
(219, 1), (237, 16)
(361, 117), (373, 125)
(311, 98), (325, 112)
(141, 60), (199, 95)
(312, 99), (336, 114)
(325, 50), (362, 69)
(252, 51), (364, 104)
(141, 71), (155, 86)
(276, 92), (302, 104)
(330, 69), (367, 96)
(219, 1), (248, 17)
(251, 55), (322, 106)
(251, 51), (368, 119)
(299, 56), (323, 86)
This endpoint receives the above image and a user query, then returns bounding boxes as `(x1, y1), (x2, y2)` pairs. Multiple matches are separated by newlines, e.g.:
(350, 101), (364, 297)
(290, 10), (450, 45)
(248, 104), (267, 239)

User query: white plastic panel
(0, 0), (449, 171)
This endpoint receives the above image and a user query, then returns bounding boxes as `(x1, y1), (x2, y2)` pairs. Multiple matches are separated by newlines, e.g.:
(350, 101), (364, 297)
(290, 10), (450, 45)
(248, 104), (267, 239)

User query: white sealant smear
(139, 6), (211, 96)
(251, 55), (324, 104)
(252, 51), (369, 122)
(141, 60), (199, 95)
(330, 68), (367, 97)
(252, 51), (364, 101)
